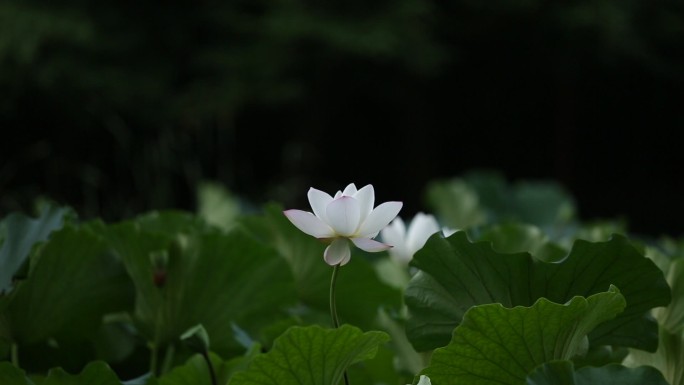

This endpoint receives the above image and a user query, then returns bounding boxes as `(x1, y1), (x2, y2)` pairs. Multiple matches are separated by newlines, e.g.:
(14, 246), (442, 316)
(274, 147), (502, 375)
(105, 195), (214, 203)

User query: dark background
(1, 0), (683, 236)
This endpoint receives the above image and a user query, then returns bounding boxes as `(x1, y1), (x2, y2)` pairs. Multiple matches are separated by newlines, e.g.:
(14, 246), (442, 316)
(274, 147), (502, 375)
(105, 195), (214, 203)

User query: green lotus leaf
(1, 224), (133, 345)
(420, 288), (625, 384)
(526, 361), (669, 385)
(106, 220), (297, 355)
(231, 325), (389, 385)
(37, 361), (120, 385)
(153, 344), (261, 385)
(0, 205), (71, 294)
(477, 223), (567, 262)
(405, 232), (670, 351)
(0, 362), (32, 385)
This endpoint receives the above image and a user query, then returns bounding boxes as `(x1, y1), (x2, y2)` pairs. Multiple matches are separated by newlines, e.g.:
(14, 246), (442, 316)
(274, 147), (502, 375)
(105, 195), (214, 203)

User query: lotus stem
(202, 351), (218, 385)
(11, 343), (18, 368)
(149, 343), (158, 376)
(329, 264), (341, 328)
(161, 344), (175, 375)
(329, 264), (350, 385)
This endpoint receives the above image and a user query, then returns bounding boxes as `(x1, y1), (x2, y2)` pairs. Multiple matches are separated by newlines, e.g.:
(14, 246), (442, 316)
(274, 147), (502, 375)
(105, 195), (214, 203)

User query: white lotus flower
(416, 375), (431, 385)
(284, 183), (402, 266)
(381, 212), (456, 265)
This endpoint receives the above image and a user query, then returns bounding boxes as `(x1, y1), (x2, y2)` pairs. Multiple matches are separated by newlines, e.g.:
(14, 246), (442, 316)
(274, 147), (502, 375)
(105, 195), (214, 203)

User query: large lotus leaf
(0, 361), (122, 385)
(420, 288), (625, 385)
(347, 344), (404, 385)
(405, 232), (670, 351)
(526, 361), (669, 385)
(0, 206), (70, 293)
(153, 345), (261, 385)
(240, 204), (401, 330)
(154, 353), (222, 385)
(477, 223), (567, 262)
(0, 362), (32, 385)
(106, 221), (297, 355)
(1, 224), (133, 345)
(38, 361), (121, 385)
(570, 345), (628, 368)
(230, 325), (389, 385)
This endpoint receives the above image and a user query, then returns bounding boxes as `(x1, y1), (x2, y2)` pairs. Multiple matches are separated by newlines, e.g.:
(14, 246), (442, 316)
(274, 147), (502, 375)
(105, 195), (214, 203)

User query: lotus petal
(326, 196), (361, 236)
(354, 184), (375, 224)
(324, 238), (351, 266)
(308, 188), (333, 222)
(342, 183), (357, 196)
(283, 210), (334, 238)
(351, 237), (392, 252)
(358, 201), (403, 237)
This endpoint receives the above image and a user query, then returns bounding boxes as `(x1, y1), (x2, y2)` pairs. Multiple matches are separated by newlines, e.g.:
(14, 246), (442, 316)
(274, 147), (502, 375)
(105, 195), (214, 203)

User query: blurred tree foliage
(1, 0), (683, 231)
(0, 0), (442, 219)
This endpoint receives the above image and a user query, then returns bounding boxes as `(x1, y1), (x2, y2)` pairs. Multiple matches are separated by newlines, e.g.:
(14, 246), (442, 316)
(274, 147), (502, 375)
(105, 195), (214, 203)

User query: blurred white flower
(414, 375), (432, 385)
(284, 183), (402, 266)
(381, 212), (456, 265)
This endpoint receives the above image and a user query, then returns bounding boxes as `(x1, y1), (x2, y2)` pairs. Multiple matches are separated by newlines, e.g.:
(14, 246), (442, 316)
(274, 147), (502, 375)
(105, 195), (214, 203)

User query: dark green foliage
(0, 173), (679, 383)
(526, 361), (670, 385)
(405, 232), (670, 351)
(230, 325), (389, 385)
(0, 205), (71, 294)
(420, 288), (626, 384)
